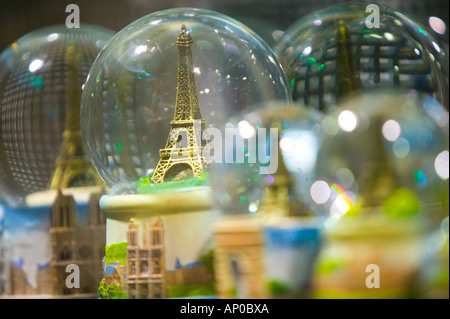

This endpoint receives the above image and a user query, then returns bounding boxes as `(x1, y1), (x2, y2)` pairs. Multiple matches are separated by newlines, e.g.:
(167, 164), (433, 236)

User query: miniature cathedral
(126, 218), (165, 299)
(50, 190), (106, 295)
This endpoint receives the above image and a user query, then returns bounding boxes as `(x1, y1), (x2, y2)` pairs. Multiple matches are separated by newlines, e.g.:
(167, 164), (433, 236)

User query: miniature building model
(50, 44), (101, 189)
(166, 258), (214, 287)
(46, 42), (105, 296)
(0, 250), (7, 295)
(259, 127), (296, 218)
(126, 218), (166, 299)
(8, 259), (38, 295)
(214, 217), (267, 299)
(259, 124), (311, 218)
(35, 261), (51, 294)
(151, 25), (209, 183)
(289, 20), (362, 111)
(104, 262), (126, 288)
(50, 190), (106, 295)
(0, 220), (10, 295)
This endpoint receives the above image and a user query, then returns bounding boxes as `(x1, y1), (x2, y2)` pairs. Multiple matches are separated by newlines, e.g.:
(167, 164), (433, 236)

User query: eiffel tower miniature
(50, 44), (101, 189)
(336, 20), (361, 101)
(151, 25), (209, 184)
(259, 122), (311, 217)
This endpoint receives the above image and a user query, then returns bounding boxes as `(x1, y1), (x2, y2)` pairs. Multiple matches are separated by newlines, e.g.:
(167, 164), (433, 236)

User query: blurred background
(0, 0), (448, 300)
(0, 0), (448, 52)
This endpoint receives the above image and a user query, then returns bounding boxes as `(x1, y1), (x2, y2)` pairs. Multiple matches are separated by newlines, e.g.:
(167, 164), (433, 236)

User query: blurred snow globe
(81, 8), (290, 195)
(209, 102), (325, 297)
(0, 24), (115, 207)
(209, 102), (324, 219)
(310, 90), (448, 227)
(274, 3), (449, 112)
(310, 90), (448, 298)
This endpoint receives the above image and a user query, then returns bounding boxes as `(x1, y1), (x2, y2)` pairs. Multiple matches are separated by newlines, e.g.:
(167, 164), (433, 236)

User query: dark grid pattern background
(289, 20), (435, 111)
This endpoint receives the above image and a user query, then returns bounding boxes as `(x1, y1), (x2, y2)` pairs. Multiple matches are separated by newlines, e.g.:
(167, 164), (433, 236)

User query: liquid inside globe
(81, 8), (290, 194)
(0, 25), (115, 206)
(274, 3), (448, 112)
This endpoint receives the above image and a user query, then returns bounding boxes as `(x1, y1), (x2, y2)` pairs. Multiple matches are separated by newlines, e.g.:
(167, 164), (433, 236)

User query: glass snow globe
(80, 8), (289, 299)
(310, 90), (449, 298)
(210, 102), (324, 219)
(0, 24), (115, 207)
(81, 8), (290, 197)
(0, 24), (114, 298)
(210, 102), (324, 298)
(274, 3), (449, 112)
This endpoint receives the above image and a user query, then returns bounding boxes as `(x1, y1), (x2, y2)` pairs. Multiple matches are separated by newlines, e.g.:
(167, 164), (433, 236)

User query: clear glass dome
(0, 24), (115, 207)
(81, 8), (290, 194)
(210, 102), (324, 218)
(274, 3), (449, 112)
(309, 90), (448, 227)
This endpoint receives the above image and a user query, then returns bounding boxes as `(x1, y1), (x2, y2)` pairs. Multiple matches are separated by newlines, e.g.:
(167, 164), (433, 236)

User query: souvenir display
(0, 25), (114, 297)
(310, 92), (448, 298)
(210, 103), (324, 298)
(0, 1), (448, 302)
(80, 8), (289, 298)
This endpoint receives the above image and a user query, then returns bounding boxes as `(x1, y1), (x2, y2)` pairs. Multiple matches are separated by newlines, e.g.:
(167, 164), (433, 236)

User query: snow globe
(0, 24), (115, 297)
(210, 102), (324, 298)
(80, 8), (290, 298)
(309, 91), (449, 298)
(274, 3), (449, 112)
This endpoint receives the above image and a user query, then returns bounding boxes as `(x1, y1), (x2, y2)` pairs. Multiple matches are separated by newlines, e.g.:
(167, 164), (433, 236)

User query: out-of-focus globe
(309, 91), (448, 228)
(274, 3), (449, 112)
(233, 16), (284, 48)
(81, 8), (290, 194)
(0, 24), (115, 207)
(210, 102), (323, 218)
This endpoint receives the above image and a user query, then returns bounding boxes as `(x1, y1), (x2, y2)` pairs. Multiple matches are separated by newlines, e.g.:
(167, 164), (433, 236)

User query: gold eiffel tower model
(151, 25), (208, 184)
(50, 44), (101, 189)
(336, 20), (361, 102)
